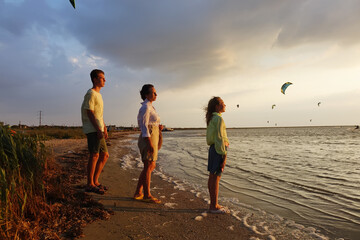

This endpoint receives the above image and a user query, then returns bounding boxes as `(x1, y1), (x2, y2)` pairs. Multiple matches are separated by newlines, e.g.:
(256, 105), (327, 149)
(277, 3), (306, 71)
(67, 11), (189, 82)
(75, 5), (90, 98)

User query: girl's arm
(214, 117), (228, 155)
(220, 154), (227, 172)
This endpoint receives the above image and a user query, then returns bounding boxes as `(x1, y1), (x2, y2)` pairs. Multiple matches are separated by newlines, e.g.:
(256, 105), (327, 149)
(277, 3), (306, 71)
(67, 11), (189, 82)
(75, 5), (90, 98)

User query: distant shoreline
(173, 125), (358, 130)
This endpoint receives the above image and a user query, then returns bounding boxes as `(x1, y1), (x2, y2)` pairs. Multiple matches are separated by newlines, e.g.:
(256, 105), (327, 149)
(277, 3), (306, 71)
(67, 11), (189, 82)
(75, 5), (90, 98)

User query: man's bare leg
(93, 152), (109, 186)
(87, 153), (99, 187)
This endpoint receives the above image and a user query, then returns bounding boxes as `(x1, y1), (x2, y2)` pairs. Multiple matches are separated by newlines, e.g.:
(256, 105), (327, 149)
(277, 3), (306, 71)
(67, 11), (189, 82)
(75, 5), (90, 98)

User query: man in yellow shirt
(81, 69), (109, 194)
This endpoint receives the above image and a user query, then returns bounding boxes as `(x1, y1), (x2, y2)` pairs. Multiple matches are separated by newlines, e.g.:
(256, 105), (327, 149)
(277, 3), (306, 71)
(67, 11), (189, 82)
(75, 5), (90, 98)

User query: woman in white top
(134, 84), (163, 203)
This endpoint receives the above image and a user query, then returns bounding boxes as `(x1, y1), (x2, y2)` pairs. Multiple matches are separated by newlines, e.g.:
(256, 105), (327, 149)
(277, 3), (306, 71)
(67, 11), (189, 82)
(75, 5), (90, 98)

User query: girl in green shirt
(205, 97), (229, 213)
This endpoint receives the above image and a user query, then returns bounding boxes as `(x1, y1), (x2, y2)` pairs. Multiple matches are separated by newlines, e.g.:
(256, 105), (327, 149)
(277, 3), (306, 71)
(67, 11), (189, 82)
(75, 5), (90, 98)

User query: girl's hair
(140, 84), (154, 100)
(205, 97), (221, 126)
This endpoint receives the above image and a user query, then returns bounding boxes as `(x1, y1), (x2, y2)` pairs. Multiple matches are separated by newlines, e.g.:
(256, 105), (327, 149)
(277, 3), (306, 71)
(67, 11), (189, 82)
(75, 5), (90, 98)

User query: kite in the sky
(281, 82), (293, 94)
(69, 0), (75, 9)
(318, 102), (321, 107)
(272, 104), (276, 109)
(237, 104), (239, 108)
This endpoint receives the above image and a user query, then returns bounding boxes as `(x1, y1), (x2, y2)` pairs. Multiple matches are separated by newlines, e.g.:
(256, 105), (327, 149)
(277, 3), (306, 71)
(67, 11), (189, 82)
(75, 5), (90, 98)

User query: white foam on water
(230, 204), (332, 240)
(118, 154), (135, 170)
(112, 134), (140, 170)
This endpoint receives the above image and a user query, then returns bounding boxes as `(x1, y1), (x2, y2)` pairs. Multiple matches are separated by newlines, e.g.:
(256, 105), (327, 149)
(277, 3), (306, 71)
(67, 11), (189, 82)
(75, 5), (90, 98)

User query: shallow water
(114, 127), (360, 239)
(155, 127), (360, 240)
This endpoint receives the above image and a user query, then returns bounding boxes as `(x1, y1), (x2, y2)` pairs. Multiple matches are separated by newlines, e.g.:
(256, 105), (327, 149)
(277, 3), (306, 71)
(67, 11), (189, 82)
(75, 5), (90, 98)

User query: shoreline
(46, 130), (339, 239)
(81, 132), (255, 239)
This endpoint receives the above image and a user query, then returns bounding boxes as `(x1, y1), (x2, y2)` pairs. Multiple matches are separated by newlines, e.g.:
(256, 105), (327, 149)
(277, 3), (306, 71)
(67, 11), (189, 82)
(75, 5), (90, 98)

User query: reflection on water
(158, 127), (360, 240)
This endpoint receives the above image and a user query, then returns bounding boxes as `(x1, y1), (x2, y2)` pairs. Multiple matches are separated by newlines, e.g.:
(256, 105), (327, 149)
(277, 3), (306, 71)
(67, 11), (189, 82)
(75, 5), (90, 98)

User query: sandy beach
(47, 132), (256, 239)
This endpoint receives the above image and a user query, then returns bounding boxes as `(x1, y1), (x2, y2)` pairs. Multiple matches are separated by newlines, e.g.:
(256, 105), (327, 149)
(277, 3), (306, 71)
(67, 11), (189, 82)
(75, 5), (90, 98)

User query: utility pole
(39, 110), (42, 126)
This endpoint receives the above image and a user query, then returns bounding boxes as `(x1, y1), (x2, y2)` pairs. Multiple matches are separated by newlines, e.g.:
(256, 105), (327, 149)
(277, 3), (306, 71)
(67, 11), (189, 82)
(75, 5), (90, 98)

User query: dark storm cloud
(61, 0), (360, 86)
(0, 0), (78, 125)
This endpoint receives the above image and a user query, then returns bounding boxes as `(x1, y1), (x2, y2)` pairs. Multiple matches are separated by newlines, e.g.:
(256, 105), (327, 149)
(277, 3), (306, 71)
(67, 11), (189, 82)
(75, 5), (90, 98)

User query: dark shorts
(86, 132), (108, 154)
(208, 145), (224, 176)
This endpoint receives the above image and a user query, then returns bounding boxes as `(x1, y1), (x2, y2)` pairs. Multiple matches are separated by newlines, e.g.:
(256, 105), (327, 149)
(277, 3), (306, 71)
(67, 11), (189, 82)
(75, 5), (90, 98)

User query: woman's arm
(139, 106), (154, 153)
(158, 124), (163, 150)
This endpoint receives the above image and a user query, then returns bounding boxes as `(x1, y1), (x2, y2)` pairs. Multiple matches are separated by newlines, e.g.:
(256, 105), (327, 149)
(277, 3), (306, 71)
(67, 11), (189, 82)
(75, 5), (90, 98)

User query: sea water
(116, 127), (360, 240)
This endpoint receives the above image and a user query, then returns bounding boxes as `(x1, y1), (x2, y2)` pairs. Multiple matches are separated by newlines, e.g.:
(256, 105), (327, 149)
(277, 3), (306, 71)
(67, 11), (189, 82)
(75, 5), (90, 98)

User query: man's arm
(87, 109), (103, 139)
(103, 120), (108, 139)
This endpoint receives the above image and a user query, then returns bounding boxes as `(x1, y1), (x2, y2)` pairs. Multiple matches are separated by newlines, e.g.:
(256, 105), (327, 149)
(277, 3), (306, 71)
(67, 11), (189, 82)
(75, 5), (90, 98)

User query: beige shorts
(138, 125), (159, 162)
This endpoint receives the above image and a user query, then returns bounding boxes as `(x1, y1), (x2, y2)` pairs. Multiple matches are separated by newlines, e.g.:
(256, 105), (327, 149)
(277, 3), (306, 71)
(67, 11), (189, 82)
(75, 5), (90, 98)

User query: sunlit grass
(0, 125), (122, 238)
(20, 126), (86, 140)
(0, 125), (47, 239)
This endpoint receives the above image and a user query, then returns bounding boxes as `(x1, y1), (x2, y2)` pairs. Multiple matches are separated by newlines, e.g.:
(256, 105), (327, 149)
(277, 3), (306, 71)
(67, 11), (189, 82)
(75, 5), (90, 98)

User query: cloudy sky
(1, 0), (360, 128)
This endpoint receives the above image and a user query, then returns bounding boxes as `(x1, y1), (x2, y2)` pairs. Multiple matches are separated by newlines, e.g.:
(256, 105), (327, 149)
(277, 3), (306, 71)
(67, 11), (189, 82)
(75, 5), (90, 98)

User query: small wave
(316, 174), (352, 183)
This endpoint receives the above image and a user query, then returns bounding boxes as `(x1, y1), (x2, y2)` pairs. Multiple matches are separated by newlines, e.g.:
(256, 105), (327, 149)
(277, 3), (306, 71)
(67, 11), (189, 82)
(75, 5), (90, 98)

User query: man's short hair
(90, 69), (104, 84)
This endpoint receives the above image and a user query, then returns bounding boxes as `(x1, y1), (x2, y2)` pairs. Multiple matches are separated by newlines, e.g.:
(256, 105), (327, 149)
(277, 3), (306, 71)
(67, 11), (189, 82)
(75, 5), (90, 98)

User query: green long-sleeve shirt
(206, 112), (229, 155)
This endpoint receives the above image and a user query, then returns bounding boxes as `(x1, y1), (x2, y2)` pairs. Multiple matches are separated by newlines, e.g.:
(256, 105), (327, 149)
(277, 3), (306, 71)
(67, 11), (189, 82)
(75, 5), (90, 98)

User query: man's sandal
(85, 186), (105, 195)
(96, 184), (108, 191)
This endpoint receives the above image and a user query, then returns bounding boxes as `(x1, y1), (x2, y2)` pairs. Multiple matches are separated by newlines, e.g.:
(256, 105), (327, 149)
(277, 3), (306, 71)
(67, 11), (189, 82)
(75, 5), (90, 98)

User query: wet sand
(79, 132), (256, 240)
(49, 132), (256, 239)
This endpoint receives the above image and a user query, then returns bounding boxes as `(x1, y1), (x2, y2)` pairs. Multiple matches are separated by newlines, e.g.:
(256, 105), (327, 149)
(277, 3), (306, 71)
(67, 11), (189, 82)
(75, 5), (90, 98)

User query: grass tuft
(0, 126), (48, 239)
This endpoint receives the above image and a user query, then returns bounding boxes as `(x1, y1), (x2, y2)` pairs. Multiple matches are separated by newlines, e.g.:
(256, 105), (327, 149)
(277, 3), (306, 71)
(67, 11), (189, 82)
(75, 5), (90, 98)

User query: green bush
(0, 126), (47, 239)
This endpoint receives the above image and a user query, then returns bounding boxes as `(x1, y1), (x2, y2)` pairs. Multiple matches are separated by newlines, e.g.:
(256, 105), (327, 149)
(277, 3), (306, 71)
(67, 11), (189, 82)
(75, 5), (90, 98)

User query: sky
(1, 0), (360, 128)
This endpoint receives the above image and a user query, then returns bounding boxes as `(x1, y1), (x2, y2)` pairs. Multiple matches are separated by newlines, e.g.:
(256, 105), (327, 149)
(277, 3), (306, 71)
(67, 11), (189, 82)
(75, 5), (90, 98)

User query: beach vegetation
(17, 126), (86, 140)
(0, 125), (48, 239)
(0, 125), (113, 239)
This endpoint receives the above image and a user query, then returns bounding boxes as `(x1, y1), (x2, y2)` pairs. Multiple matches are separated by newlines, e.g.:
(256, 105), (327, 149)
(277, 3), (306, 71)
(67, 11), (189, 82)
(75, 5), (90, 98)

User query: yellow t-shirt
(206, 112), (229, 155)
(81, 89), (104, 134)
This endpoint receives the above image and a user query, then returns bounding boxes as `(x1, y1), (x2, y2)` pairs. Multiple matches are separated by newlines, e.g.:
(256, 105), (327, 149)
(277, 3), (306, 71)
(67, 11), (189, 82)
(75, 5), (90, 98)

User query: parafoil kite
(237, 104), (239, 108)
(318, 102), (321, 107)
(69, 0), (75, 9)
(272, 104), (276, 109)
(281, 82), (293, 94)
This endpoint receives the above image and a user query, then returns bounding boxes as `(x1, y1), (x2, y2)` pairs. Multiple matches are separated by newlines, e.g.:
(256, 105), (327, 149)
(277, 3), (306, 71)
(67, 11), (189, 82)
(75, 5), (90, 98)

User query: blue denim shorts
(208, 145), (224, 176)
